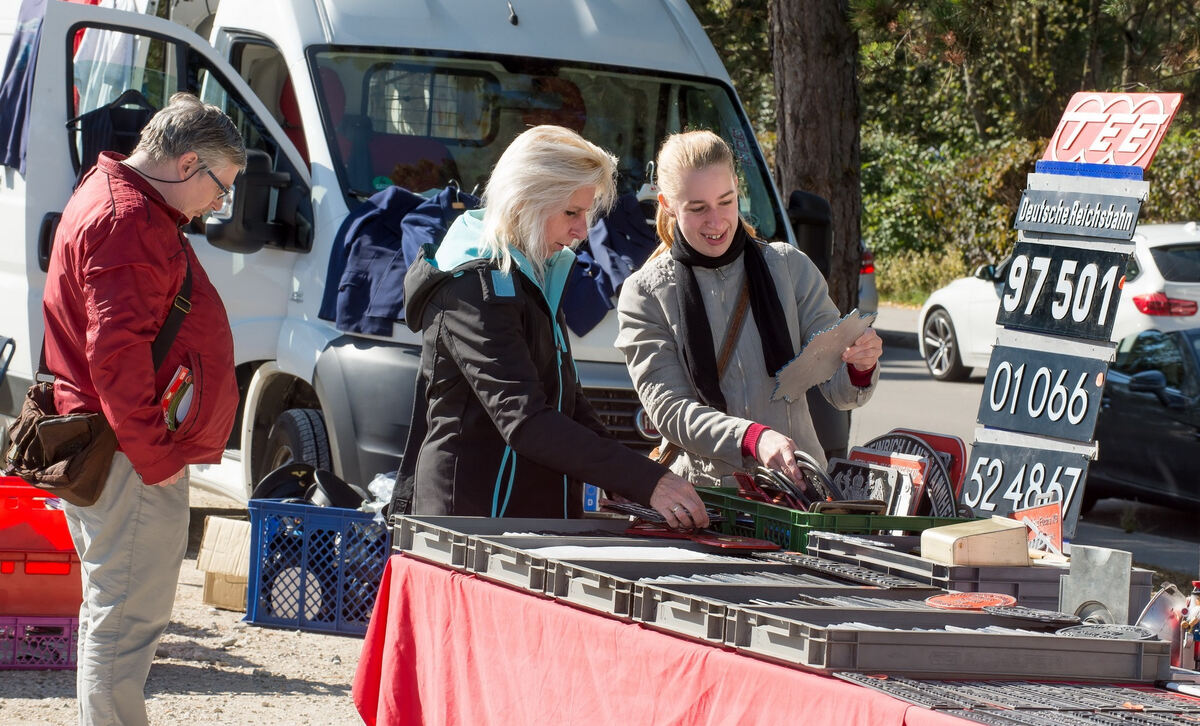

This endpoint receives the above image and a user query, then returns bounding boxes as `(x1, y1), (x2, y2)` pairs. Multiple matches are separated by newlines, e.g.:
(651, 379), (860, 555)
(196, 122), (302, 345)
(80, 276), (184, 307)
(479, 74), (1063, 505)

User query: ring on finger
(670, 504), (682, 513)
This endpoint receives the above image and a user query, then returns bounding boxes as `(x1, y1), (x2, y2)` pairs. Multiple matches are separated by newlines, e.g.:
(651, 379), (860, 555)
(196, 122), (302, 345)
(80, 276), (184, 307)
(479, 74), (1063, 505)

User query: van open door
(11, 1), (310, 493)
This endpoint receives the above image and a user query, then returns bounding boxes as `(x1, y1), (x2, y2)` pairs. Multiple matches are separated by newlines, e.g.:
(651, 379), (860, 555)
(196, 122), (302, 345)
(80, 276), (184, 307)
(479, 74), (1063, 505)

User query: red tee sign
(1043, 92), (1182, 169)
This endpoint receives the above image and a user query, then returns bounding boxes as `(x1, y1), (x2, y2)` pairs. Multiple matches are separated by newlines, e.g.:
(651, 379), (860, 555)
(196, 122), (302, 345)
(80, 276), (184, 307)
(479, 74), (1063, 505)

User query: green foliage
(1142, 126), (1200, 223)
(688, 0), (773, 157)
(863, 129), (1039, 256)
(690, 0), (1200, 303)
(874, 247), (972, 306)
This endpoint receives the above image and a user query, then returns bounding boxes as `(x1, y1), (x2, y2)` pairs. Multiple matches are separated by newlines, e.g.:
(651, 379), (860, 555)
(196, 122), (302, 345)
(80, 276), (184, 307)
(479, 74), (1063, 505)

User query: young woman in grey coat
(615, 130), (883, 488)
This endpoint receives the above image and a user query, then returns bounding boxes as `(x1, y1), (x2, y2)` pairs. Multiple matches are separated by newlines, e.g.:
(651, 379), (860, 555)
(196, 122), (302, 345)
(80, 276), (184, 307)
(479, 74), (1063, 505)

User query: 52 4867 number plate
(996, 241), (1129, 342)
(977, 346), (1107, 442)
(961, 441), (1091, 535)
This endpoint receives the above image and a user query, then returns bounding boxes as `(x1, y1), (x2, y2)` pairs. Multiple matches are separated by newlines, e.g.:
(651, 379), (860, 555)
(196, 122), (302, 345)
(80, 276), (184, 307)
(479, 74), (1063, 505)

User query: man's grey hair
(134, 92), (247, 169)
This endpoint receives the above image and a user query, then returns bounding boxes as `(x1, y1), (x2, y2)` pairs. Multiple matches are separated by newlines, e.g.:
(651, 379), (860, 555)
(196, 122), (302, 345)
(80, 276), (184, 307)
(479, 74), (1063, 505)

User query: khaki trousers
(63, 452), (190, 726)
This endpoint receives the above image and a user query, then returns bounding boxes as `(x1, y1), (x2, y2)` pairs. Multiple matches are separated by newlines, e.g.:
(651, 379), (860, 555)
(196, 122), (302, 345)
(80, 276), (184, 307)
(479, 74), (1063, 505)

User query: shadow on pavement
(145, 661), (350, 697)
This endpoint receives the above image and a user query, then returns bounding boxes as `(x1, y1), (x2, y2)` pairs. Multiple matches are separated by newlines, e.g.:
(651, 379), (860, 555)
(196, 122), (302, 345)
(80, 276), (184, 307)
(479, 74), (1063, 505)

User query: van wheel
(261, 409), (331, 482)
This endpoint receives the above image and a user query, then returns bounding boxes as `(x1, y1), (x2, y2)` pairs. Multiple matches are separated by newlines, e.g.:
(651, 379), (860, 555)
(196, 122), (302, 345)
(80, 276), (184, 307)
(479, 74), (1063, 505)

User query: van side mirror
(974, 263), (996, 281)
(206, 149), (292, 254)
(787, 190), (832, 278)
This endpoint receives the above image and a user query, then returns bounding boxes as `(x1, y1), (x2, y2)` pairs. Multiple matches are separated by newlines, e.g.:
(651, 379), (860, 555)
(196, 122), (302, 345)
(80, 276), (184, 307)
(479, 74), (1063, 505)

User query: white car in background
(918, 223), (1200, 381)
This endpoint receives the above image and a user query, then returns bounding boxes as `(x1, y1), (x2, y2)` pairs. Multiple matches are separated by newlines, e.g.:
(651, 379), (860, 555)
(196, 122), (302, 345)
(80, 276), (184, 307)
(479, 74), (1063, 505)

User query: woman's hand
(843, 328), (883, 372)
(754, 429), (804, 485)
(649, 472), (710, 530)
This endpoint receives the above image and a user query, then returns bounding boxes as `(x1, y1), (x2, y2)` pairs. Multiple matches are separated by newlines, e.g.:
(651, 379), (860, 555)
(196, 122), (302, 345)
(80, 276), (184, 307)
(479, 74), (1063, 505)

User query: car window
(68, 26), (180, 175)
(1113, 330), (1186, 388)
(310, 50), (782, 238)
(1149, 244), (1200, 282)
(68, 26), (278, 173)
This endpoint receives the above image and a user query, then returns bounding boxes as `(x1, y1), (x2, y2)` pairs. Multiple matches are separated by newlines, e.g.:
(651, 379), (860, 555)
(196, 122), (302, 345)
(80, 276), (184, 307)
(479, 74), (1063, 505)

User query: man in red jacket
(42, 92), (244, 726)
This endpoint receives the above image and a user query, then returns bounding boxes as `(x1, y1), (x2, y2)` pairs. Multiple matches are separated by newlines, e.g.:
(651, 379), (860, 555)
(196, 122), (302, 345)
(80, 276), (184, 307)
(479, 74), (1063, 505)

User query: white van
(0, 0), (835, 501)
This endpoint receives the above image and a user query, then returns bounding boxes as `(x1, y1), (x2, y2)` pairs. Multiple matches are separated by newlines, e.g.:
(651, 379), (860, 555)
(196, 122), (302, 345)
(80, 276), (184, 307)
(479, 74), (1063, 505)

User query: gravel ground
(1, 488), (365, 726)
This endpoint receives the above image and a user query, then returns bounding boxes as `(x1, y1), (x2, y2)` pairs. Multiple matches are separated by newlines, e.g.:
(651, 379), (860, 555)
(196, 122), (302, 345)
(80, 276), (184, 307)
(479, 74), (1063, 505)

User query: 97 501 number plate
(996, 241), (1129, 342)
(961, 441), (1091, 534)
(976, 346), (1107, 442)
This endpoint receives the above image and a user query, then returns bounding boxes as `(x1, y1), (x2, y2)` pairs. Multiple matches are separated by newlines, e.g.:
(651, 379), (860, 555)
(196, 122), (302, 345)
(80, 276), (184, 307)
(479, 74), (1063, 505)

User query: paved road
(849, 305), (1200, 575)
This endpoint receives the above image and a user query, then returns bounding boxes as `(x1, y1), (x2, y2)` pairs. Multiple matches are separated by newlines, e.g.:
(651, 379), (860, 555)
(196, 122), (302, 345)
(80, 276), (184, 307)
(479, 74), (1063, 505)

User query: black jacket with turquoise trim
(399, 210), (665, 518)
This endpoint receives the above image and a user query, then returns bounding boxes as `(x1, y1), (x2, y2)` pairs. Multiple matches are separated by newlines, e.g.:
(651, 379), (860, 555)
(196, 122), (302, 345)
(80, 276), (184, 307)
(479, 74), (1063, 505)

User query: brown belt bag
(5, 382), (118, 506)
(4, 239), (193, 506)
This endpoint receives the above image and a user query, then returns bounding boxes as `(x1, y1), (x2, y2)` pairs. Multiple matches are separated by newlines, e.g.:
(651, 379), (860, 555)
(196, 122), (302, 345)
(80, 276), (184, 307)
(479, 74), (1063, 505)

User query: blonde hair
(650, 129), (755, 260)
(481, 125), (617, 279)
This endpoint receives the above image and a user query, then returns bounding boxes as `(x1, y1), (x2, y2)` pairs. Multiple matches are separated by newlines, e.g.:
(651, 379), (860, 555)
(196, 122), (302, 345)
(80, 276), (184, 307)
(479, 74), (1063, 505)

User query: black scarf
(670, 223), (794, 411)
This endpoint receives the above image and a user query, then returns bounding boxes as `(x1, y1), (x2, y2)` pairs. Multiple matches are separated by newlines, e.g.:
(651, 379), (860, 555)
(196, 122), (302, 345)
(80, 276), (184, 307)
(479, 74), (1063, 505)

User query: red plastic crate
(0, 478), (82, 617)
(0, 615), (78, 670)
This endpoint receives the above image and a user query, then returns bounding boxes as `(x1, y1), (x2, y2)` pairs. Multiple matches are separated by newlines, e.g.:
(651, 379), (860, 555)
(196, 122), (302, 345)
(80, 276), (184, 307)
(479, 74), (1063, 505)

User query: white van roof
(214, 0), (731, 81)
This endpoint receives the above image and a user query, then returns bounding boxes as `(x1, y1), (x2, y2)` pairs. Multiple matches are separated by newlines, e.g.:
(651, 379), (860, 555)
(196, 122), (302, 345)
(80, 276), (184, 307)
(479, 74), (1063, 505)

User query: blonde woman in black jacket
(400, 126), (708, 527)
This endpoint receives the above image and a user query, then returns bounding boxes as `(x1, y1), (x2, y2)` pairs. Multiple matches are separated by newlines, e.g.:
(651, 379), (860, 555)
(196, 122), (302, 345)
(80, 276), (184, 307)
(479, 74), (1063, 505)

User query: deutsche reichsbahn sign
(1014, 189), (1141, 240)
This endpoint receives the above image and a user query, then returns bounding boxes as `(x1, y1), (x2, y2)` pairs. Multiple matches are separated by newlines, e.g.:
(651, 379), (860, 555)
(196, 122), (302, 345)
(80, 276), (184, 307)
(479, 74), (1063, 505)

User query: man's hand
(843, 328), (883, 372)
(649, 472), (710, 530)
(149, 466), (187, 487)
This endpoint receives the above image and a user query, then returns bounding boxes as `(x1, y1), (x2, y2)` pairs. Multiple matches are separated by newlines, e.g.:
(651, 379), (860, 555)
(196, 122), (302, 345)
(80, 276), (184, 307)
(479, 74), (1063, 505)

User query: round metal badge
(982, 605), (1081, 625)
(1055, 624), (1158, 640)
(925, 592), (1017, 610)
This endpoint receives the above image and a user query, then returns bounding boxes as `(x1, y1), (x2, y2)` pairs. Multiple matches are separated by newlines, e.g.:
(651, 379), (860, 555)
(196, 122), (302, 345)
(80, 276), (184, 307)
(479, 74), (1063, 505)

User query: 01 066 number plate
(996, 241), (1129, 342)
(961, 441), (1091, 534)
(977, 346), (1108, 442)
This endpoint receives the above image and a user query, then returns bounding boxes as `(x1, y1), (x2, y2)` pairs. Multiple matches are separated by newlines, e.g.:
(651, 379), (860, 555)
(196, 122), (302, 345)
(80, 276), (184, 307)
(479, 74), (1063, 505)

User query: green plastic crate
(697, 487), (970, 552)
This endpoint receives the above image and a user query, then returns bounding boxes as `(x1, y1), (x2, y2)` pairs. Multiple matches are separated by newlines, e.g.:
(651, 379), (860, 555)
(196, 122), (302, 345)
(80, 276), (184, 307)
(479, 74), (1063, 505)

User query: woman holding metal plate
(616, 130), (883, 489)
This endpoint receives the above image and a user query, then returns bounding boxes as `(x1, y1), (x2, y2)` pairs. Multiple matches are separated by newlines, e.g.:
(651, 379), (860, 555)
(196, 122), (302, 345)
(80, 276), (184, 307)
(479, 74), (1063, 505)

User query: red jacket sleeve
(81, 217), (186, 484)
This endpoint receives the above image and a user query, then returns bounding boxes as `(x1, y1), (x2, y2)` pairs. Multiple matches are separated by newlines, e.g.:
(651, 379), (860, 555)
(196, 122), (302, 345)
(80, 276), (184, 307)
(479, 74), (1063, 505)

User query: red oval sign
(1043, 92), (1181, 169)
(925, 592), (1017, 611)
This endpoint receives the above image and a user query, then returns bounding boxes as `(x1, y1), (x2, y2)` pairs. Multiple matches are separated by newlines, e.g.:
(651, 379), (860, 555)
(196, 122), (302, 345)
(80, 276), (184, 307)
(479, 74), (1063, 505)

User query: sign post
(959, 92), (1182, 538)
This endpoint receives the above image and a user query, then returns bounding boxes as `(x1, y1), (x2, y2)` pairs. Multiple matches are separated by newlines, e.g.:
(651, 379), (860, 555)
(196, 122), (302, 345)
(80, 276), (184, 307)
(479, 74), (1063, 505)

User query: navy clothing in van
(400, 209), (665, 518)
(562, 193), (657, 336)
(0, 0), (46, 173)
(318, 185), (478, 335)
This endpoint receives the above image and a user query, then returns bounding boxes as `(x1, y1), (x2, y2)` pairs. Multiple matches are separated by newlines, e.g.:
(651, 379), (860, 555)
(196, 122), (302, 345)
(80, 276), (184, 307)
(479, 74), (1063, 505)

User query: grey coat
(615, 241), (878, 486)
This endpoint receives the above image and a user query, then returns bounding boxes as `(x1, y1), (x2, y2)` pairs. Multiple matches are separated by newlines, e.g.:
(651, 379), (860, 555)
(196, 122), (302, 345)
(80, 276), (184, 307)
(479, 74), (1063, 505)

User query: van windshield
(311, 50), (782, 239)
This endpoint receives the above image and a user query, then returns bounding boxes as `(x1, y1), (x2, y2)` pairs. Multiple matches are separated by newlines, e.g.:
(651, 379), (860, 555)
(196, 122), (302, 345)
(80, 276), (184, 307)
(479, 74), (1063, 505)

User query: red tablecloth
(353, 555), (972, 726)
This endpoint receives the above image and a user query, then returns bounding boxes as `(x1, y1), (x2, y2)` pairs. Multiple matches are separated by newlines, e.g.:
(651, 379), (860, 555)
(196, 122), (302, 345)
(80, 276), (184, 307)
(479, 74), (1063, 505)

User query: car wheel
(260, 408), (332, 483)
(922, 309), (969, 381)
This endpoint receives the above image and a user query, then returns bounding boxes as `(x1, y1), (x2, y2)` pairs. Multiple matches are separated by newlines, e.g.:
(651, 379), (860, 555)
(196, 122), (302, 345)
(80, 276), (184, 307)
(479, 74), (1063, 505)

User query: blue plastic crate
(246, 499), (388, 636)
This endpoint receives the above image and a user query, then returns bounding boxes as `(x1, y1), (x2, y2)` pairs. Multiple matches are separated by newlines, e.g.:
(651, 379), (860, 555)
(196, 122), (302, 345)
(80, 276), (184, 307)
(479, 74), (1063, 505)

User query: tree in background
(691, 0), (1200, 302)
(771, 0), (863, 313)
(691, 0), (863, 312)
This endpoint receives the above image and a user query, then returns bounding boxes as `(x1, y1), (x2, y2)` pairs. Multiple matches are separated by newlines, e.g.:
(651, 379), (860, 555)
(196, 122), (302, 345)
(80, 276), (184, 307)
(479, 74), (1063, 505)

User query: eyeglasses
(203, 167), (231, 201)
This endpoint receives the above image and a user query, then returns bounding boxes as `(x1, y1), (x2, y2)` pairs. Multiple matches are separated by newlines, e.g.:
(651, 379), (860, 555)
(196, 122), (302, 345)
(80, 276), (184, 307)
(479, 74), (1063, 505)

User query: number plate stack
(965, 165), (1151, 537)
(392, 515), (1170, 681)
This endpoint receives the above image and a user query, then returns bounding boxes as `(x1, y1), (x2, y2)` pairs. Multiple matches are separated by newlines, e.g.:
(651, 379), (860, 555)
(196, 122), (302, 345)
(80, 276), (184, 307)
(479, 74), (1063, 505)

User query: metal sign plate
(961, 441), (1091, 536)
(977, 346), (1108, 442)
(1042, 92), (1182, 169)
(925, 592), (1016, 611)
(996, 241), (1129, 342)
(1013, 189), (1141, 240)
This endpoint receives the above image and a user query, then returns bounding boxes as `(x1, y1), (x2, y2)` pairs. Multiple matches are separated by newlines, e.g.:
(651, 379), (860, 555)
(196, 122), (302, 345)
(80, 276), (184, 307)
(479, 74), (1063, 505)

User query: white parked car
(918, 223), (1200, 380)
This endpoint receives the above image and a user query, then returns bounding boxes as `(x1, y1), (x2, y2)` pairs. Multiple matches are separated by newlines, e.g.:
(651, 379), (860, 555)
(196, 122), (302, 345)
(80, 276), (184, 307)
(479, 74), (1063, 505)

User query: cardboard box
(196, 516), (251, 611)
(920, 516), (1031, 567)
